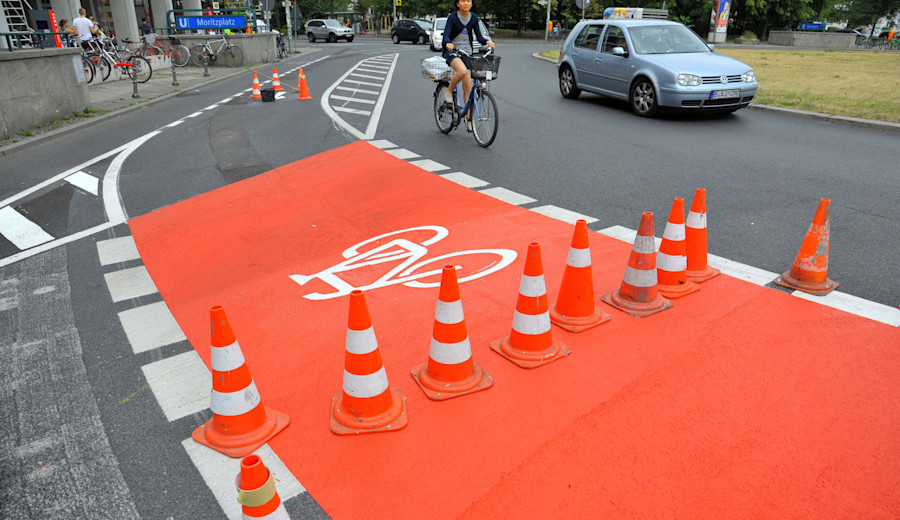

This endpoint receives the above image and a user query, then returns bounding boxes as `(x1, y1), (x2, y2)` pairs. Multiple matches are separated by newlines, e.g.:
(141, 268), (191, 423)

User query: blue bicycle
(433, 47), (500, 147)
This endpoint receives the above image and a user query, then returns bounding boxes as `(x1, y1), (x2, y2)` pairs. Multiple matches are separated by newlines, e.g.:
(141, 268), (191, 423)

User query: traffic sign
(575, 0), (590, 9)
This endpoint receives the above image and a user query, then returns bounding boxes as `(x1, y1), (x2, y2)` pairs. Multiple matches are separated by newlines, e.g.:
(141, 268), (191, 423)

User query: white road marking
(355, 67), (387, 74)
(165, 120), (184, 127)
(707, 253), (778, 286)
(343, 79), (383, 87)
(335, 85), (379, 95)
(478, 187), (536, 206)
(118, 301), (187, 353)
(385, 148), (420, 160)
(408, 159), (449, 172)
(332, 106), (372, 116)
(142, 350), (211, 422)
(103, 132), (160, 225)
(103, 266), (159, 303)
(367, 139), (397, 149)
(65, 171), (100, 196)
(530, 205), (598, 225)
(0, 222), (117, 268)
(0, 206), (54, 249)
(322, 54), (398, 141)
(349, 72), (384, 80)
(97, 236), (140, 265)
(329, 95), (376, 104)
(439, 172), (489, 188)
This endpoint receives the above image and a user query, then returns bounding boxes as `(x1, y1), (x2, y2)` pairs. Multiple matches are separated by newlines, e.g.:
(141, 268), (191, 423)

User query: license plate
(710, 89), (741, 100)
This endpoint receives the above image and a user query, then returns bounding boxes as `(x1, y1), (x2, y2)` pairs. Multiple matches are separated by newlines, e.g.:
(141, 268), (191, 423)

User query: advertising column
(707, 0), (729, 43)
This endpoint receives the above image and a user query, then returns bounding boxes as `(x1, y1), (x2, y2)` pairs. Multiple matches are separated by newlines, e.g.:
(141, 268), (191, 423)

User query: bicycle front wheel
(224, 45), (243, 67)
(127, 56), (152, 83)
(171, 44), (190, 67)
(434, 82), (454, 134)
(471, 88), (498, 147)
(95, 55), (112, 81)
(81, 56), (95, 84)
(190, 45), (206, 67)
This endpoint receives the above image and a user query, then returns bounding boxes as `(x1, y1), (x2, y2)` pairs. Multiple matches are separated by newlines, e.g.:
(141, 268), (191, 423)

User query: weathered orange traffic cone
(250, 72), (262, 99)
(331, 290), (407, 435)
(192, 306), (289, 458)
(271, 67), (284, 91)
(491, 243), (570, 369)
(601, 212), (673, 317)
(685, 188), (721, 282)
(236, 454), (290, 519)
(657, 197), (701, 299)
(774, 198), (839, 295)
(297, 66), (312, 100)
(549, 219), (611, 332)
(411, 266), (493, 400)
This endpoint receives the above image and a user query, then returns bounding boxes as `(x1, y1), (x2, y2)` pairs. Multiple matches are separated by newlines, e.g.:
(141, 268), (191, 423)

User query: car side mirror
(612, 46), (627, 56)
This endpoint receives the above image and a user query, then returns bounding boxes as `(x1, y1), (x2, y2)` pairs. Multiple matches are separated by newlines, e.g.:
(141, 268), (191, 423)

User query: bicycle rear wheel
(171, 44), (190, 67)
(81, 56), (95, 84)
(95, 55), (112, 81)
(434, 82), (454, 134)
(471, 87), (498, 147)
(224, 45), (243, 67)
(127, 55), (152, 83)
(190, 45), (206, 67)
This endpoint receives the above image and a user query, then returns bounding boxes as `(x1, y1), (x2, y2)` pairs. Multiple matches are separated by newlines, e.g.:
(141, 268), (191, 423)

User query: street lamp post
(541, 0), (550, 40)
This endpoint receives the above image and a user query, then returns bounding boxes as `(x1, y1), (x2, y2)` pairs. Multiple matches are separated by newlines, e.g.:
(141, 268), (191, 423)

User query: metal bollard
(131, 66), (140, 98)
(203, 53), (210, 77)
(171, 54), (179, 86)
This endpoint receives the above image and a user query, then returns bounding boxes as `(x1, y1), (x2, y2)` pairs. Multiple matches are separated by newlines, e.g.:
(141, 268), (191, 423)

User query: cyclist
(441, 0), (495, 130)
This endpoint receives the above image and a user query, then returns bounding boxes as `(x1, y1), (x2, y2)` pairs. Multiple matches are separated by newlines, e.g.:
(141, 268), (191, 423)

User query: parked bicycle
(83, 36), (152, 83)
(276, 33), (288, 59)
(431, 47), (500, 147)
(126, 34), (191, 66)
(190, 37), (243, 67)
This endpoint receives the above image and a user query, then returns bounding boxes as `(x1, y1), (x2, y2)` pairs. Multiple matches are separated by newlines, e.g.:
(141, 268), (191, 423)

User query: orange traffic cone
(297, 66), (312, 100)
(601, 212), (673, 317)
(251, 72), (262, 99)
(271, 67), (284, 92)
(656, 197), (701, 299)
(490, 243), (570, 369)
(774, 198), (839, 295)
(411, 266), (493, 400)
(549, 219), (611, 332)
(685, 188), (721, 282)
(192, 306), (289, 458)
(331, 290), (407, 435)
(236, 454), (290, 519)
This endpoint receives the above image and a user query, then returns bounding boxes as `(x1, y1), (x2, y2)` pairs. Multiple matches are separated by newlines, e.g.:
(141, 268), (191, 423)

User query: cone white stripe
(345, 327), (378, 355)
(519, 274), (547, 298)
(566, 247), (591, 268)
(434, 299), (464, 324)
(244, 502), (290, 520)
(686, 210), (706, 229)
(210, 340), (246, 372)
(633, 235), (656, 254)
(343, 367), (389, 398)
(210, 381), (261, 416)
(512, 310), (551, 335)
(657, 252), (687, 272)
(429, 337), (472, 365)
(623, 266), (657, 288)
(662, 223), (686, 241)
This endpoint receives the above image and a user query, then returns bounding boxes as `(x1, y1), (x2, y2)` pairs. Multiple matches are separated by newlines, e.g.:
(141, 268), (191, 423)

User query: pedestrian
(72, 8), (99, 50)
(376, 18), (381, 36)
(138, 17), (152, 36)
(441, 0), (495, 131)
(57, 18), (77, 47)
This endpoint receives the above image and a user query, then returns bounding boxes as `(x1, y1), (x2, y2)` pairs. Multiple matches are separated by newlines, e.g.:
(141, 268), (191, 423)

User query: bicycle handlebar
(456, 46), (493, 58)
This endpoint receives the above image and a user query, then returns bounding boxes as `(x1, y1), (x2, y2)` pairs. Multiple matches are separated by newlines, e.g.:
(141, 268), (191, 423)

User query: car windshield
(415, 20), (431, 30)
(630, 25), (710, 54)
(435, 19), (446, 30)
(324, 20), (342, 28)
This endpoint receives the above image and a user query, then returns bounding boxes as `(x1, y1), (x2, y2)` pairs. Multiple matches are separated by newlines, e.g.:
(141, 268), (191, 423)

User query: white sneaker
(443, 88), (453, 104)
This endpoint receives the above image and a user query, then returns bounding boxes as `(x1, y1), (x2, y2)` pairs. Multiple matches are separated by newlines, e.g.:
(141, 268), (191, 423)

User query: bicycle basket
(470, 55), (500, 80)
(421, 56), (454, 81)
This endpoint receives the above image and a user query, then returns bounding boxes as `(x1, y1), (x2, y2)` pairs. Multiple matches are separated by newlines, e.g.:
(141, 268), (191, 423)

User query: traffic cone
(411, 266), (493, 400)
(297, 67), (312, 100)
(774, 198), (839, 295)
(271, 67), (284, 91)
(192, 306), (289, 458)
(331, 290), (408, 435)
(549, 219), (611, 332)
(251, 72), (262, 99)
(601, 212), (673, 317)
(685, 188), (721, 282)
(656, 197), (701, 299)
(235, 454), (290, 520)
(490, 243), (570, 369)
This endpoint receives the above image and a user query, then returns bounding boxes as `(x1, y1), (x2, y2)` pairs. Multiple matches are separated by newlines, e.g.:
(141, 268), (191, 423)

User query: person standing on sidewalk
(72, 8), (98, 50)
(376, 18), (381, 36)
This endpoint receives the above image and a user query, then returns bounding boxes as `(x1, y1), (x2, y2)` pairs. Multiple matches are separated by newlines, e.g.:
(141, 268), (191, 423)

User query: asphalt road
(0, 40), (897, 518)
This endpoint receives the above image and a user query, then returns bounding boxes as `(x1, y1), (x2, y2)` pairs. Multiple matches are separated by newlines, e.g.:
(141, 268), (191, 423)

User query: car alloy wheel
(559, 65), (581, 99)
(630, 78), (658, 117)
(418, 34), (426, 45)
(392, 34), (400, 44)
(307, 33), (315, 42)
(328, 33), (337, 43)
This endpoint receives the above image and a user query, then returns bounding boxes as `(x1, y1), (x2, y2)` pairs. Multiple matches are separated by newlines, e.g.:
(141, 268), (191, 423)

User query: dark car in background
(392, 19), (431, 44)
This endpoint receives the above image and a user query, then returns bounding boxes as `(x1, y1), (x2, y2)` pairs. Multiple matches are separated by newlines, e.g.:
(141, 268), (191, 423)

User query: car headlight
(676, 73), (701, 86)
(742, 70), (756, 83)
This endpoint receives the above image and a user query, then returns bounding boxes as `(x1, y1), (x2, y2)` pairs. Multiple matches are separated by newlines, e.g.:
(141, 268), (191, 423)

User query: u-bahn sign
(175, 16), (245, 29)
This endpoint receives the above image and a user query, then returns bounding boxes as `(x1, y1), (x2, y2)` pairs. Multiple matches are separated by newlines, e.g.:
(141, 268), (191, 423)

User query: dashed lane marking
(103, 265), (159, 303)
(530, 205), (598, 225)
(384, 148), (420, 160)
(408, 158), (449, 172)
(97, 235), (140, 265)
(439, 172), (490, 188)
(478, 186), (537, 206)
(117, 301), (187, 354)
(141, 349), (210, 422)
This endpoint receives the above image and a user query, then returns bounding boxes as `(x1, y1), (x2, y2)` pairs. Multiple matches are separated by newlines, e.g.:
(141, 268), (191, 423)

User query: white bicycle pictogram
(289, 226), (517, 300)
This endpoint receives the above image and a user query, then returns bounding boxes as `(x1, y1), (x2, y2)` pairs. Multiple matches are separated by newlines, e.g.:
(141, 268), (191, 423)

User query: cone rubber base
(330, 388), (408, 435)
(410, 362), (493, 400)
(489, 336), (570, 369)
(657, 280), (701, 299)
(191, 406), (290, 458)
(774, 271), (839, 296)
(549, 306), (611, 333)
(601, 290), (672, 318)
(687, 266), (721, 283)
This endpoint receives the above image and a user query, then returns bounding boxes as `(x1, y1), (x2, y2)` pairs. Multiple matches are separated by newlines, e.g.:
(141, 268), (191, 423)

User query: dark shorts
(444, 51), (471, 69)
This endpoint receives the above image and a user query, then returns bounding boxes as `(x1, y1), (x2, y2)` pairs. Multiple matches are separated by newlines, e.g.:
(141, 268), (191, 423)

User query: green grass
(539, 48), (900, 122)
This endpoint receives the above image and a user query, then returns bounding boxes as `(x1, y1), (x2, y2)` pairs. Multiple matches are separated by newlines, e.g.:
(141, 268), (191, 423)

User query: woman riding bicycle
(441, 0), (495, 130)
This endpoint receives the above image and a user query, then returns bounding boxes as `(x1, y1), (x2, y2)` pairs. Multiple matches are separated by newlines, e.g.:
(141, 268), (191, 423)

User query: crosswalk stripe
(142, 350), (211, 422)
(336, 85), (379, 95)
(332, 106), (372, 116)
(330, 95), (376, 104)
(118, 301), (187, 353)
(0, 206), (54, 249)
(65, 171), (100, 196)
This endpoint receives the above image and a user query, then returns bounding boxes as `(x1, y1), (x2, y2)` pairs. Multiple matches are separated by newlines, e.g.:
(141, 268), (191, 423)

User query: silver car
(557, 20), (757, 116)
(305, 19), (354, 43)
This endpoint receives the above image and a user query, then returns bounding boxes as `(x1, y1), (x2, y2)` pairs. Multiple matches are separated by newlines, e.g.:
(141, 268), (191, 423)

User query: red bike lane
(129, 141), (900, 519)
